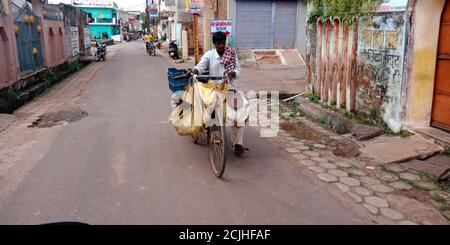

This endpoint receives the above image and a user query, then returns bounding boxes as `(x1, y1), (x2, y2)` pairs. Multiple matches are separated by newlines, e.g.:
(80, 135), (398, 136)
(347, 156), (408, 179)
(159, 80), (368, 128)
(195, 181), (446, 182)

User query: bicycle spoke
(209, 126), (227, 178)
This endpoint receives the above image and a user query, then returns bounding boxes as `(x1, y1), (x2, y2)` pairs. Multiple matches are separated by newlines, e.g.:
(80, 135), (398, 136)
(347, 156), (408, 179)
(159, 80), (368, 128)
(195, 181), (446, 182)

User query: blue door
(12, 2), (43, 75)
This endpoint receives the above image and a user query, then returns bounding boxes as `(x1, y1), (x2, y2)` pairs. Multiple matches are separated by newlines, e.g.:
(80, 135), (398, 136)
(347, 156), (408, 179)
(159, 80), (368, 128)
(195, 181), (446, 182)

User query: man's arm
(193, 52), (210, 74)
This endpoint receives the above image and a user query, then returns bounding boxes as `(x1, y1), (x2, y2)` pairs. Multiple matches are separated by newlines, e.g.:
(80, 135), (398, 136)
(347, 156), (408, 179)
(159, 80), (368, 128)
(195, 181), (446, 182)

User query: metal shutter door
(235, 0), (273, 49)
(274, 0), (297, 49)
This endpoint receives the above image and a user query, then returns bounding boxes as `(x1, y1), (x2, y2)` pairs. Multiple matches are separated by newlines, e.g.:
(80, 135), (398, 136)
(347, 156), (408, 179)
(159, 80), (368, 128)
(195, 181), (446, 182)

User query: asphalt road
(0, 41), (363, 225)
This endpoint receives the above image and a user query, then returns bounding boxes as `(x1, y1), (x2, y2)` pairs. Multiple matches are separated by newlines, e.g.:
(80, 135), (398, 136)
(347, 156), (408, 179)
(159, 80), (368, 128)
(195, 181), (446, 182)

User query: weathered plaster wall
(357, 13), (407, 131)
(305, 2), (410, 132)
(405, 0), (446, 128)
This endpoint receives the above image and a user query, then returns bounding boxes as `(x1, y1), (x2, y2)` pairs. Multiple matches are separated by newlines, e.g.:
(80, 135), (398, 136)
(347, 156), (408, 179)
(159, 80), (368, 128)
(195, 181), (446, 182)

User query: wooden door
(432, 1), (450, 131)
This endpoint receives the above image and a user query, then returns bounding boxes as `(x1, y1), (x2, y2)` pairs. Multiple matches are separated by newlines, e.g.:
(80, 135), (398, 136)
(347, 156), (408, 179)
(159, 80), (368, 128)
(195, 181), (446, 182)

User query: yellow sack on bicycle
(169, 84), (204, 138)
(197, 81), (228, 126)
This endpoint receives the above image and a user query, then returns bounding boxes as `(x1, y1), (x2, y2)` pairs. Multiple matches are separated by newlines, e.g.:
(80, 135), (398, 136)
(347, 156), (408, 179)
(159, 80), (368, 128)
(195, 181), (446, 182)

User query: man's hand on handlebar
(228, 71), (236, 79)
(192, 68), (200, 76)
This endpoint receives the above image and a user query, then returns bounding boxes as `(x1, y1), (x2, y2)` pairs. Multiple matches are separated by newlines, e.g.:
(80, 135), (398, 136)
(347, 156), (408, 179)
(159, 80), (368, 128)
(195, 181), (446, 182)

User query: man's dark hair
(213, 31), (227, 43)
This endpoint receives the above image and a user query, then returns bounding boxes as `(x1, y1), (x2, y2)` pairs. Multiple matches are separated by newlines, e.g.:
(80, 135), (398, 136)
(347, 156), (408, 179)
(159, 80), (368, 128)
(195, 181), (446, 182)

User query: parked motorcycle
(168, 40), (179, 59)
(95, 42), (107, 61)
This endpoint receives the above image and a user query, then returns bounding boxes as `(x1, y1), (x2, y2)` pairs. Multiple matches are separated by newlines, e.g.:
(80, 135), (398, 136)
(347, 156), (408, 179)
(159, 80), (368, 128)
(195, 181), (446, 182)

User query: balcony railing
(89, 17), (116, 25)
(96, 18), (112, 23)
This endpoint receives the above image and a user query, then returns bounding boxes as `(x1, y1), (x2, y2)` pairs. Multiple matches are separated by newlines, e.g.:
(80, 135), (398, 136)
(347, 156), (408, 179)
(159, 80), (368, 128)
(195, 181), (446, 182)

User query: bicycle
(171, 73), (230, 178)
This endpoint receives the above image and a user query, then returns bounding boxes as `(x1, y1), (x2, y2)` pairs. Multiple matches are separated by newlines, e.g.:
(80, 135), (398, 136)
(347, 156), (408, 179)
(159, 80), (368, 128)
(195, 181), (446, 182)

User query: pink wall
(0, 8), (20, 89)
(41, 18), (66, 68)
(313, 18), (358, 111)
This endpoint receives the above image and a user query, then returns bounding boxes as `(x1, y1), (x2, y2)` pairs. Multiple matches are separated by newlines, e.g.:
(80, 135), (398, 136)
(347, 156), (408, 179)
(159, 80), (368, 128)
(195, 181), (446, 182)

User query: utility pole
(193, 13), (199, 64)
(152, 0), (157, 38)
(145, 0), (150, 33)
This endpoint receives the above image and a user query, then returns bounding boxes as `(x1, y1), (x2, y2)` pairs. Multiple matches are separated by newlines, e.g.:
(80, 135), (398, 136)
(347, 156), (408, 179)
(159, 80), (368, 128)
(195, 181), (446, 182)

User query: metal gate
(235, 0), (297, 49)
(274, 0), (297, 48)
(432, 1), (450, 131)
(235, 0), (273, 49)
(12, 2), (43, 75)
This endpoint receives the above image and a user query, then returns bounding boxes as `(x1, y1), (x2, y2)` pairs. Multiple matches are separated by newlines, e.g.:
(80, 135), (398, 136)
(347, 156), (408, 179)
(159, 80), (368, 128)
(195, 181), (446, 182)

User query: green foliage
(42, 70), (57, 83)
(439, 204), (450, 212)
(380, 164), (391, 173)
(444, 146), (450, 157)
(318, 116), (328, 125)
(344, 111), (354, 120)
(419, 171), (437, 183)
(305, 143), (315, 151)
(401, 179), (429, 191)
(308, 0), (382, 24)
(68, 62), (83, 73)
(321, 103), (338, 111)
(307, 92), (321, 104)
(290, 102), (300, 117)
(0, 89), (20, 103)
(432, 194), (446, 204)
(383, 127), (414, 138)
(0, 88), (20, 112)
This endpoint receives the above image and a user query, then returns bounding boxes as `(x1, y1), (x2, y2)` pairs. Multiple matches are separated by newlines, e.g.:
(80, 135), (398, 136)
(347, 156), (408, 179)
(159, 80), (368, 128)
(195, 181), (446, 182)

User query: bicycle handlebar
(194, 75), (226, 80)
(171, 73), (227, 81)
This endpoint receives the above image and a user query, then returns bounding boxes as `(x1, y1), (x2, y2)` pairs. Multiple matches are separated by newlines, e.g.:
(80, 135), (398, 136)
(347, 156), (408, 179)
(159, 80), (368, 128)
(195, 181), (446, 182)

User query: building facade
(159, 0), (176, 41)
(0, 0), (91, 90)
(72, 0), (120, 40)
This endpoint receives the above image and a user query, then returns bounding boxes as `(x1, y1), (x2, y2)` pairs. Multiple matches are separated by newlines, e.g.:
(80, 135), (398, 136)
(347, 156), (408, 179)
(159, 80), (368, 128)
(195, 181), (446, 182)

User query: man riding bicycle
(192, 31), (248, 157)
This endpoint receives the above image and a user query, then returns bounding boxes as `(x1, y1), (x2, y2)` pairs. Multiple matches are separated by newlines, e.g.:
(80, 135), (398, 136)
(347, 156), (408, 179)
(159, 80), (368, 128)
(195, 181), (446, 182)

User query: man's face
(214, 41), (226, 56)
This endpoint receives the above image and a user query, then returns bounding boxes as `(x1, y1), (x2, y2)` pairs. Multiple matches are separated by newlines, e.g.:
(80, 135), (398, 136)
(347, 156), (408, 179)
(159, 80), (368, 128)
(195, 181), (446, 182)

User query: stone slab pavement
(278, 102), (450, 224)
(358, 135), (443, 164)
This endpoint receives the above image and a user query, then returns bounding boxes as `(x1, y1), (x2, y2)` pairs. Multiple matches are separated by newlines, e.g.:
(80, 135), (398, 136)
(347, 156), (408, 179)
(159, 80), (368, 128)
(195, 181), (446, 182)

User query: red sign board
(210, 20), (233, 36)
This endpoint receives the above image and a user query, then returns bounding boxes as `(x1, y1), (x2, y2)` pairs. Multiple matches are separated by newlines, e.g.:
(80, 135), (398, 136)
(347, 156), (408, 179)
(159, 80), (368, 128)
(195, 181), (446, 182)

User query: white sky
(47, 0), (148, 11)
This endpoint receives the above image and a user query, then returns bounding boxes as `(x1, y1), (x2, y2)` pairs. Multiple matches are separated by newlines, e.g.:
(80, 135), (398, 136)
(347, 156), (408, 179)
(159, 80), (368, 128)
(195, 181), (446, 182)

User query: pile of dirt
(280, 121), (360, 158)
(30, 109), (88, 128)
(328, 139), (360, 158)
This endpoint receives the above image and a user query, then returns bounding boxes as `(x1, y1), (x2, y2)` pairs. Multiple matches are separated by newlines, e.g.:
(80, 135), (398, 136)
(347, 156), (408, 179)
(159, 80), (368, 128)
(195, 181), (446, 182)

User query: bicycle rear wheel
(208, 125), (227, 178)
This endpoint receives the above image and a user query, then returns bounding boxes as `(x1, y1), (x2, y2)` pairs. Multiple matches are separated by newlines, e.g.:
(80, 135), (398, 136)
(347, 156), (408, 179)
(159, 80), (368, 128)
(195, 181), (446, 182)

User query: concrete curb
(294, 97), (383, 140)
(295, 97), (354, 135)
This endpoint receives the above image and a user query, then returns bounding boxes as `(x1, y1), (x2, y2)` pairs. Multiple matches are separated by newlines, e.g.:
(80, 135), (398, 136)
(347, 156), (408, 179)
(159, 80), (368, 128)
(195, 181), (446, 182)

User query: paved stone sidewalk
(267, 102), (450, 225)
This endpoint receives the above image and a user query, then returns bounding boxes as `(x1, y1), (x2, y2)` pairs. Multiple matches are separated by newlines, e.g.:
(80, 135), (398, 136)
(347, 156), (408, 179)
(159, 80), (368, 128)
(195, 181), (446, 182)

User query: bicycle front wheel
(209, 125), (227, 178)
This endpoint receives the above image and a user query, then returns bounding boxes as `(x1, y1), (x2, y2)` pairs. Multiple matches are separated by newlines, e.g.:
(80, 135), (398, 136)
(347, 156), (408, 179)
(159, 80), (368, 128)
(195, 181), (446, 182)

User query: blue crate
(169, 78), (189, 92)
(167, 68), (190, 92)
(167, 68), (188, 79)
